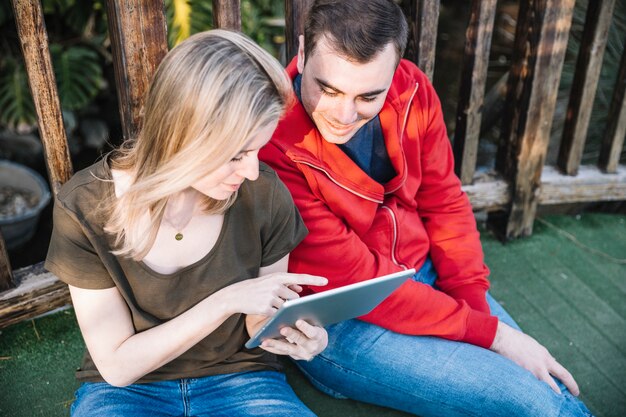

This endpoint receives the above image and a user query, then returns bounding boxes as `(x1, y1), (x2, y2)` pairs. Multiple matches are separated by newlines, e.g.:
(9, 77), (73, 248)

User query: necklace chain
(164, 191), (200, 242)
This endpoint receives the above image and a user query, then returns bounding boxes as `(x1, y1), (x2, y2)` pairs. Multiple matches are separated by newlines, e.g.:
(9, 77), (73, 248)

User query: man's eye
(360, 96), (377, 103)
(321, 88), (338, 97)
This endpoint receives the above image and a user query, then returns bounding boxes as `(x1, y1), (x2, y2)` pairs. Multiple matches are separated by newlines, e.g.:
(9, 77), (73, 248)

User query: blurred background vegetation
(0, 0), (288, 162)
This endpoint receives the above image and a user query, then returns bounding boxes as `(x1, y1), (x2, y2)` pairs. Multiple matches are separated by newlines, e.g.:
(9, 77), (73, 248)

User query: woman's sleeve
(44, 199), (115, 289)
(260, 174), (308, 267)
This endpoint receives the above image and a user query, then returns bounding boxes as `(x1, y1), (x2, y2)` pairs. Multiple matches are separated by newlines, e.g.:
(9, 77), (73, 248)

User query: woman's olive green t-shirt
(44, 158), (307, 383)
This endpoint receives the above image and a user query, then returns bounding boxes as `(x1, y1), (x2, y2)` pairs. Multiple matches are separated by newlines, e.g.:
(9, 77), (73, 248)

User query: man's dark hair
(304, 0), (408, 64)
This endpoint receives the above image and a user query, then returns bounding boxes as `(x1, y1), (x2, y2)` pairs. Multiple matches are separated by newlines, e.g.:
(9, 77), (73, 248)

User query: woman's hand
(259, 320), (328, 361)
(216, 273), (327, 317)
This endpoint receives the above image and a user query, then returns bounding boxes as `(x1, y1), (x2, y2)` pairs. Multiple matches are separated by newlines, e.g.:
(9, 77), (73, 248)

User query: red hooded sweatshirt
(260, 58), (498, 348)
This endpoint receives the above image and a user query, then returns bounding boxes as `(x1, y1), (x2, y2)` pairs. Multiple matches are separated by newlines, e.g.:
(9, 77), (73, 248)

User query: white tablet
(245, 268), (415, 349)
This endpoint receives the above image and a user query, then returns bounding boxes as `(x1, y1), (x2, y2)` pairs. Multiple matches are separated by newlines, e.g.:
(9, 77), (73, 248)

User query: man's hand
(490, 321), (579, 396)
(260, 320), (328, 361)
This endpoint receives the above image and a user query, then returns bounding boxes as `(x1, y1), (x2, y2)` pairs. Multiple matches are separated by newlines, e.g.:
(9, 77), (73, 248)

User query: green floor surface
(1, 213), (625, 416)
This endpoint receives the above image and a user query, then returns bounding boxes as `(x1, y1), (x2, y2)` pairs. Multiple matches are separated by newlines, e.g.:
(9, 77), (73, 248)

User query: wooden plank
(464, 166), (626, 209)
(285, 0), (313, 63)
(106, 0), (169, 142)
(453, 0), (497, 184)
(11, 0), (72, 196)
(0, 233), (13, 291)
(462, 172), (510, 211)
(599, 41), (626, 173)
(401, 0), (440, 80)
(212, 0), (241, 31)
(539, 165), (626, 204)
(490, 0), (575, 239)
(0, 263), (70, 329)
(558, 0), (616, 175)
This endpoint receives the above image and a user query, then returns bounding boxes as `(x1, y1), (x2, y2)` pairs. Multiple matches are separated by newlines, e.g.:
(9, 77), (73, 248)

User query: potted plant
(0, 160), (50, 250)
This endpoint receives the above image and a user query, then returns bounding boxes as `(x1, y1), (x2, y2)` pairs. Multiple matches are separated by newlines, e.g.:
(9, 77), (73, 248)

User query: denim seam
(312, 354), (481, 417)
(179, 379), (190, 417)
(295, 360), (348, 399)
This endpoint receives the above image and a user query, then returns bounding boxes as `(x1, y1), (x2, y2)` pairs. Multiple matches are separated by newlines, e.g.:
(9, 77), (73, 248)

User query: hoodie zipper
(292, 160), (384, 203)
(381, 205), (408, 269)
(385, 82), (419, 195)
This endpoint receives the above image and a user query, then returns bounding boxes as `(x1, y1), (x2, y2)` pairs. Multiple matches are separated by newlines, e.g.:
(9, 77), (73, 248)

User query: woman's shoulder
(56, 158), (111, 216)
(258, 161), (279, 182)
(241, 161), (279, 193)
(237, 162), (288, 207)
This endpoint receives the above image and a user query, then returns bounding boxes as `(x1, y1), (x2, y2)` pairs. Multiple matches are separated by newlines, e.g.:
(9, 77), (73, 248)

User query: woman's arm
(245, 255), (295, 335)
(70, 268), (326, 387)
(246, 255), (328, 361)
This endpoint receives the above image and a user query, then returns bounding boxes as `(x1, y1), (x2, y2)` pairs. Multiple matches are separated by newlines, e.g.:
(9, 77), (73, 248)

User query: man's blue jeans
(70, 370), (315, 417)
(295, 259), (593, 417)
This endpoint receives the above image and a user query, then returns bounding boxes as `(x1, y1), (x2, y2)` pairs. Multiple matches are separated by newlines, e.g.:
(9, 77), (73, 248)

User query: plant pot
(0, 160), (51, 250)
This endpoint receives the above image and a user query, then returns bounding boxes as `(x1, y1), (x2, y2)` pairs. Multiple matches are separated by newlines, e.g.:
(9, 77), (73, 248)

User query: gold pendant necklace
(165, 190), (198, 242)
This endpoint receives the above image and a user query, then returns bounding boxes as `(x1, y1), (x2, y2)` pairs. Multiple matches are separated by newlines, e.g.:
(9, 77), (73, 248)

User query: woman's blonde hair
(104, 29), (292, 260)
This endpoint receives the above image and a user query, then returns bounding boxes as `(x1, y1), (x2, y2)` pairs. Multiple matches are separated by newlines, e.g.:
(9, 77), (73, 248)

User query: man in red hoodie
(259, 1), (592, 415)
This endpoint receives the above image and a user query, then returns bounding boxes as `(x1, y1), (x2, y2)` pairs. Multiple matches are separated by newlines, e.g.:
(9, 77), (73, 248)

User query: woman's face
(191, 120), (278, 200)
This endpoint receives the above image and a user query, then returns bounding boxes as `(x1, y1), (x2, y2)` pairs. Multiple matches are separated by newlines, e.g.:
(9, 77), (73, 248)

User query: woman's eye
(230, 155), (244, 163)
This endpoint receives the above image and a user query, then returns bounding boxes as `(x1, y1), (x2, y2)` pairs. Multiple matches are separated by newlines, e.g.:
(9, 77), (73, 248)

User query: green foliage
(0, 0), (285, 133)
(50, 45), (103, 111)
(0, 57), (37, 129)
(0, 0), (108, 132)
(164, 0), (285, 58)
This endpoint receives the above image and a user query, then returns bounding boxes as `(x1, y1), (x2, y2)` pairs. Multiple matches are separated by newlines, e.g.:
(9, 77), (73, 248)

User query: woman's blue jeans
(295, 259), (593, 417)
(70, 370), (315, 417)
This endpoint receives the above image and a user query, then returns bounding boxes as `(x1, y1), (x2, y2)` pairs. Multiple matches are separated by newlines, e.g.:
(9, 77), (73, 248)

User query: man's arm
(410, 69), (491, 314)
(261, 142), (498, 348)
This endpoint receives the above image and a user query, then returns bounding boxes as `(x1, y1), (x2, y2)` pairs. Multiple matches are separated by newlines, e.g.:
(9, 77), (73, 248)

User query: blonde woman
(45, 30), (327, 417)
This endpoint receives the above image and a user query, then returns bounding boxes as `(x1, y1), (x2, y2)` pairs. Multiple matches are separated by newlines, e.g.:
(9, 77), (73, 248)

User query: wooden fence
(0, 0), (624, 328)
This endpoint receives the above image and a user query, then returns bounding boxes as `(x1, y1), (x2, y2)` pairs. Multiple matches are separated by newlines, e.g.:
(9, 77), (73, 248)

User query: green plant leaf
(171, 0), (192, 46)
(51, 45), (103, 111)
(0, 58), (37, 130)
(165, 0), (213, 48)
(189, 0), (213, 36)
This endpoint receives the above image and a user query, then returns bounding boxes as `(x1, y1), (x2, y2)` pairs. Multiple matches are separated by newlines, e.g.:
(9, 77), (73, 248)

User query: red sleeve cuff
(446, 285), (490, 314)
(461, 310), (498, 348)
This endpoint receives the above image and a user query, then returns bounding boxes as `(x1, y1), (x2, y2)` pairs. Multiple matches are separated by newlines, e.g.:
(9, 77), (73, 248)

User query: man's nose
(333, 99), (358, 125)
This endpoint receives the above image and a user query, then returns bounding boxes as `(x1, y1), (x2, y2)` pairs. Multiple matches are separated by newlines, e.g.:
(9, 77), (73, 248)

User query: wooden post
(599, 44), (626, 173)
(453, 0), (497, 185)
(401, 0), (440, 80)
(106, 0), (169, 142)
(212, 0), (241, 31)
(490, 0), (575, 239)
(558, 0), (616, 175)
(11, 0), (73, 196)
(0, 234), (13, 291)
(285, 0), (313, 64)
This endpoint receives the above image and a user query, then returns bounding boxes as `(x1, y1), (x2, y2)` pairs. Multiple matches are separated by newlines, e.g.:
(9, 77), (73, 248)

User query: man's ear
(296, 35), (305, 74)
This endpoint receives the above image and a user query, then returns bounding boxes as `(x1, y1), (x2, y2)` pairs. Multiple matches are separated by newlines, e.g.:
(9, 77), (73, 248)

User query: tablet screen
(245, 268), (415, 349)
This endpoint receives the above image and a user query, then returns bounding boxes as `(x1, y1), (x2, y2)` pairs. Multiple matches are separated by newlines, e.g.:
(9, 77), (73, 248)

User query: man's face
(297, 36), (398, 145)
